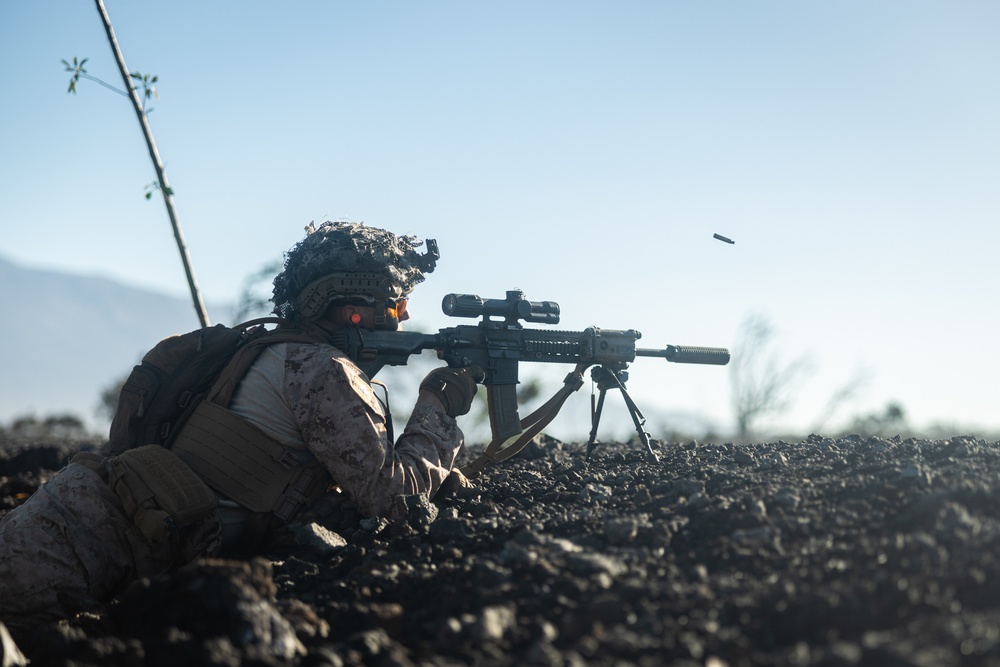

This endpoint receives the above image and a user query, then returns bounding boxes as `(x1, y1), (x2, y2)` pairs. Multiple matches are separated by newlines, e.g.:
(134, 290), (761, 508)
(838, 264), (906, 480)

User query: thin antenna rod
(94, 0), (210, 327)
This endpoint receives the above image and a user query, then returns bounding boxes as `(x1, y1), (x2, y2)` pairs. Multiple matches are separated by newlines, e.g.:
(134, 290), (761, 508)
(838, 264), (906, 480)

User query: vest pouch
(108, 445), (222, 563)
(69, 450), (110, 481)
(170, 401), (331, 522)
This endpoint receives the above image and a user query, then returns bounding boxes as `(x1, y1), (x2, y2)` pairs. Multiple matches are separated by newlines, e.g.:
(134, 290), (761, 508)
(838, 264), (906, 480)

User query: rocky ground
(2, 432), (1000, 667)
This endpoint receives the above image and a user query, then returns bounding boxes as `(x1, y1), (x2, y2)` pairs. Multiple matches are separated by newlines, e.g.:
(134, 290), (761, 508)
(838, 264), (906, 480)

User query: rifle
(338, 290), (729, 476)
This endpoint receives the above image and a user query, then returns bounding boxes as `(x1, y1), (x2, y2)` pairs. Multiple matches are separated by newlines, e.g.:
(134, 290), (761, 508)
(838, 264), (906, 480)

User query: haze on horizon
(1, 2), (998, 438)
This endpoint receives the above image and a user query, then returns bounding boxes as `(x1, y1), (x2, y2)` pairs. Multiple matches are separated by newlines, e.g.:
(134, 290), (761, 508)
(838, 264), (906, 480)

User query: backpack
(105, 318), (319, 457)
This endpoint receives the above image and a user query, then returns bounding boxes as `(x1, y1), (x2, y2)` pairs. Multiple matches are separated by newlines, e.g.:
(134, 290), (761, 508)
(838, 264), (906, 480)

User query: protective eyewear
(386, 298), (408, 319)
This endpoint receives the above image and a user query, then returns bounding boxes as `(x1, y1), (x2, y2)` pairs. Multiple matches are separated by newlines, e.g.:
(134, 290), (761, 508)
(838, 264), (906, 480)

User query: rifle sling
(460, 363), (587, 478)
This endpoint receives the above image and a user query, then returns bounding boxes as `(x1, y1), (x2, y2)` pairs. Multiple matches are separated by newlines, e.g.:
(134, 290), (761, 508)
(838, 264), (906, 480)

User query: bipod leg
(587, 385), (609, 459)
(604, 370), (659, 463)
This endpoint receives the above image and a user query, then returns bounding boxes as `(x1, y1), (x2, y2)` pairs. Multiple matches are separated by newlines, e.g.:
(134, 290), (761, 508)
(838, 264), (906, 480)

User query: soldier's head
(272, 221), (439, 329)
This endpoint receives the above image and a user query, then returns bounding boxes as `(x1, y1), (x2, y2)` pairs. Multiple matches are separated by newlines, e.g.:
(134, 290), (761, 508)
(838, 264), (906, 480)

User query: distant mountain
(0, 255), (230, 433)
(0, 256), (724, 442)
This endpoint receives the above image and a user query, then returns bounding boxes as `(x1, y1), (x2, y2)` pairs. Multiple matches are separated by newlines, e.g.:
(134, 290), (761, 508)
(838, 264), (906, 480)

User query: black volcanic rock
(3, 435), (1000, 666)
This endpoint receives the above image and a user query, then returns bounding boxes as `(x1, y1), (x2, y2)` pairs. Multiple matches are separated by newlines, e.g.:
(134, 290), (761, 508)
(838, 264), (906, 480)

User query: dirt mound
(3, 434), (1000, 666)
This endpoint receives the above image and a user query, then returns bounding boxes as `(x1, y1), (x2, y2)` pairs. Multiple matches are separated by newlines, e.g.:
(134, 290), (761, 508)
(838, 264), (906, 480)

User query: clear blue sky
(2, 2), (998, 437)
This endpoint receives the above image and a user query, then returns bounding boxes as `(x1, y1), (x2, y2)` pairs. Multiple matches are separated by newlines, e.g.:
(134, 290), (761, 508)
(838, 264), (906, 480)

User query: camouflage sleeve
(282, 343), (464, 518)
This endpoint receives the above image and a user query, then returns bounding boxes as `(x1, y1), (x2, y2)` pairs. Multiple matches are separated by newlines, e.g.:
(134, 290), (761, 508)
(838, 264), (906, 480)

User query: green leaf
(164, 187), (174, 196)
(145, 191), (152, 200)
(60, 59), (70, 68)
(80, 58), (88, 66)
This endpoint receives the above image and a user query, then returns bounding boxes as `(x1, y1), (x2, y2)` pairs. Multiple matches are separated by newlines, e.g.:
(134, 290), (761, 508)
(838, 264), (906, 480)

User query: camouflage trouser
(0, 462), (166, 638)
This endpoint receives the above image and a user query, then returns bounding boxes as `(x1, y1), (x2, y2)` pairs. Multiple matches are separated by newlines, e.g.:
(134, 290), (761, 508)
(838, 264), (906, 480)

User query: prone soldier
(0, 221), (482, 645)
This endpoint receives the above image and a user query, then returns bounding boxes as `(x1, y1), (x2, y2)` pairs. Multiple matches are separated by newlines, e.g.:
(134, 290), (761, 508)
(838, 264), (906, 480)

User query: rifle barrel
(638, 345), (730, 365)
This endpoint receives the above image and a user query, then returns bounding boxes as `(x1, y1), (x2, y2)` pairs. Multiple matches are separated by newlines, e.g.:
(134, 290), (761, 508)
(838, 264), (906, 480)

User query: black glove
(419, 366), (485, 417)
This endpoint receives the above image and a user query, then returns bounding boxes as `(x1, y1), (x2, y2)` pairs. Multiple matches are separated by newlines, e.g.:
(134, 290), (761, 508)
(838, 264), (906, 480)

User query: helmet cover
(272, 221), (438, 320)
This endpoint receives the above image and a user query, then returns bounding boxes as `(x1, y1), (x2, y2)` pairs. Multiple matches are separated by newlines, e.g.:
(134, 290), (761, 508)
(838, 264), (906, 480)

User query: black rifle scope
(442, 290), (560, 325)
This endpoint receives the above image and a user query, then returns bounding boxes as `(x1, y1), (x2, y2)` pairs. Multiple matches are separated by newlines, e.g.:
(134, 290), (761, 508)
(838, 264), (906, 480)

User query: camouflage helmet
(272, 221), (439, 321)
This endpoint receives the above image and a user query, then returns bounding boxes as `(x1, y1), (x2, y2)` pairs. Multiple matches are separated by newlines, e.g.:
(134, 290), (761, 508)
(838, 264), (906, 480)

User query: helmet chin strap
(374, 310), (400, 330)
(373, 300), (404, 329)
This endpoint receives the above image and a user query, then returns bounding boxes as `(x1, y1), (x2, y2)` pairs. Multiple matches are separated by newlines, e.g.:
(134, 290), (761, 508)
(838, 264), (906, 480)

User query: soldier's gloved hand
(419, 366), (485, 417)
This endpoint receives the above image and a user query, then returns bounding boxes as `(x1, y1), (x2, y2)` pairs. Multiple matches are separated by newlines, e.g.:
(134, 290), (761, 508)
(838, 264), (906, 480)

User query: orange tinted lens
(388, 299), (408, 318)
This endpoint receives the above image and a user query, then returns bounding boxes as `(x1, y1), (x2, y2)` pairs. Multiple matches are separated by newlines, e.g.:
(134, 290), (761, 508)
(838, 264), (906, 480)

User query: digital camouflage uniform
(220, 340), (464, 544)
(0, 221), (468, 639)
(0, 462), (165, 635)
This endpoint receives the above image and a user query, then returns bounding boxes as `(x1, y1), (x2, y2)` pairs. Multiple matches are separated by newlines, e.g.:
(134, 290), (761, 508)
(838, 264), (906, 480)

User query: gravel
(3, 432), (1000, 666)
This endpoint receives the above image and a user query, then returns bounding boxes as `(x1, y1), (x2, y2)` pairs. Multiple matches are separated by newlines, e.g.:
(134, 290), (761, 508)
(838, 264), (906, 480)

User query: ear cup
(350, 313), (362, 324)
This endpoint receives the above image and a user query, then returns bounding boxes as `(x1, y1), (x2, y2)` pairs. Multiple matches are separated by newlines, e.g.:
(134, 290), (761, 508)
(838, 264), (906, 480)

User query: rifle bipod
(586, 365), (659, 463)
